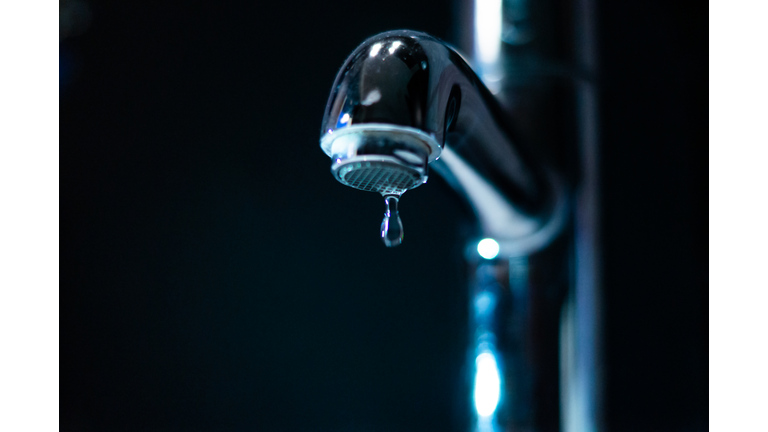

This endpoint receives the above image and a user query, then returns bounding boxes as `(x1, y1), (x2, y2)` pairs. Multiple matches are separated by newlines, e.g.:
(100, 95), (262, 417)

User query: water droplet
(380, 195), (403, 247)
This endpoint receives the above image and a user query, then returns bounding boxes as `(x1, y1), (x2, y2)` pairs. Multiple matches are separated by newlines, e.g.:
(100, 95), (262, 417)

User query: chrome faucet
(319, 29), (590, 432)
(319, 30), (567, 253)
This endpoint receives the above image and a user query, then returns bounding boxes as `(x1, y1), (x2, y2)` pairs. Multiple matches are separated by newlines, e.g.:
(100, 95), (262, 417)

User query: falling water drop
(380, 195), (404, 247)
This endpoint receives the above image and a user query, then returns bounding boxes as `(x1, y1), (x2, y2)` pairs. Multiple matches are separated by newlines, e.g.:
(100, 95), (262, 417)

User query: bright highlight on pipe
(478, 238), (500, 259)
(474, 0), (502, 65)
(369, 42), (383, 57)
(474, 351), (501, 417)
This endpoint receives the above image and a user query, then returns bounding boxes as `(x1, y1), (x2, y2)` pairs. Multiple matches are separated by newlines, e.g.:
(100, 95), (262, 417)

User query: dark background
(60, 1), (707, 431)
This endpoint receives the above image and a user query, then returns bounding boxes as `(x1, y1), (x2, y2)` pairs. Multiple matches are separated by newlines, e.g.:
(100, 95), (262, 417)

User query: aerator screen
(336, 161), (422, 196)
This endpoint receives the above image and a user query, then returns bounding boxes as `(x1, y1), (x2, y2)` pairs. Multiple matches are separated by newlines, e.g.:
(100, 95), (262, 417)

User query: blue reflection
(474, 350), (501, 417)
(335, 112), (351, 129)
(474, 291), (497, 318)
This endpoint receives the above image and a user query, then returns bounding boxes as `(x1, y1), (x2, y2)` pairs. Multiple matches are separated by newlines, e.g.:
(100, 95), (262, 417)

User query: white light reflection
(388, 41), (402, 54)
(339, 113), (350, 124)
(474, 351), (501, 417)
(477, 238), (500, 260)
(437, 147), (560, 255)
(369, 42), (383, 57)
(360, 89), (381, 106)
(474, 0), (502, 65)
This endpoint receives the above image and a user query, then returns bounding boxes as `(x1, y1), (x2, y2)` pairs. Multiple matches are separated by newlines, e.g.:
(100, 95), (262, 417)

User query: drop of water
(380, 195), (404, 247)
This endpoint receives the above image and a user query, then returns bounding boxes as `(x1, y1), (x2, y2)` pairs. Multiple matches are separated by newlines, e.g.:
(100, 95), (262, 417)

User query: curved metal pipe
(319, 30), (567, 254)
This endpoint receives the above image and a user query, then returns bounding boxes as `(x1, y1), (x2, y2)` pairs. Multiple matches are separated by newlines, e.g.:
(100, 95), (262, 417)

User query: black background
(60, 1), (707, 431)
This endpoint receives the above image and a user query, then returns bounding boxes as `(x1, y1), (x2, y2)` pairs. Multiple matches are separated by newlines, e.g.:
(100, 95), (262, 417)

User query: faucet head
(320, 124), (440, 196)
(319, 31), (445, 196)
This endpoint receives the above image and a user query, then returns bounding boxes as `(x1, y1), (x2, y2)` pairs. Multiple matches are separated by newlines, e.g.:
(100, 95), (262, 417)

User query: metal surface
(319, 30), (566, 253)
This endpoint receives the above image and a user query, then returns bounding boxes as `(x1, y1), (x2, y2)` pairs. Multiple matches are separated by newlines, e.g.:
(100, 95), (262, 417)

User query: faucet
(319, 29), (579, 431)
(319, 30), (567, 253)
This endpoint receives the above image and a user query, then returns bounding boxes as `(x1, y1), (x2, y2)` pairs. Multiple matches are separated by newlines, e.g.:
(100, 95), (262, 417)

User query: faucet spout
(320, 30), (566, 253)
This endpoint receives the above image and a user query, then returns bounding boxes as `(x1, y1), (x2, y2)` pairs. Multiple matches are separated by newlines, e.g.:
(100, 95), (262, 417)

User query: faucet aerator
(321, 124), (440, 196)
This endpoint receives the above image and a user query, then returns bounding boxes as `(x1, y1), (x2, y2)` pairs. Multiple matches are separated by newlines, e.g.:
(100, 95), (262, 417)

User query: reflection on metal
(474, 350), (501, 417)
(438, 147), (567, 254)
(469, 256), (536, 431)
(388, 40), (402, 54)
(474, 0), (504, 93)
(474, 0), (502, 66)
(369, 42), (383, 57)
(477, 238), (500, 260)
(471, 259), (506, 432)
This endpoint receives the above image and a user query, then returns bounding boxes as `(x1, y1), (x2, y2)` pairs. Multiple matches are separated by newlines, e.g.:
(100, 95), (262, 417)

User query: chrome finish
(321, 124), (438, 196)
(320, 30), (566, 252)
